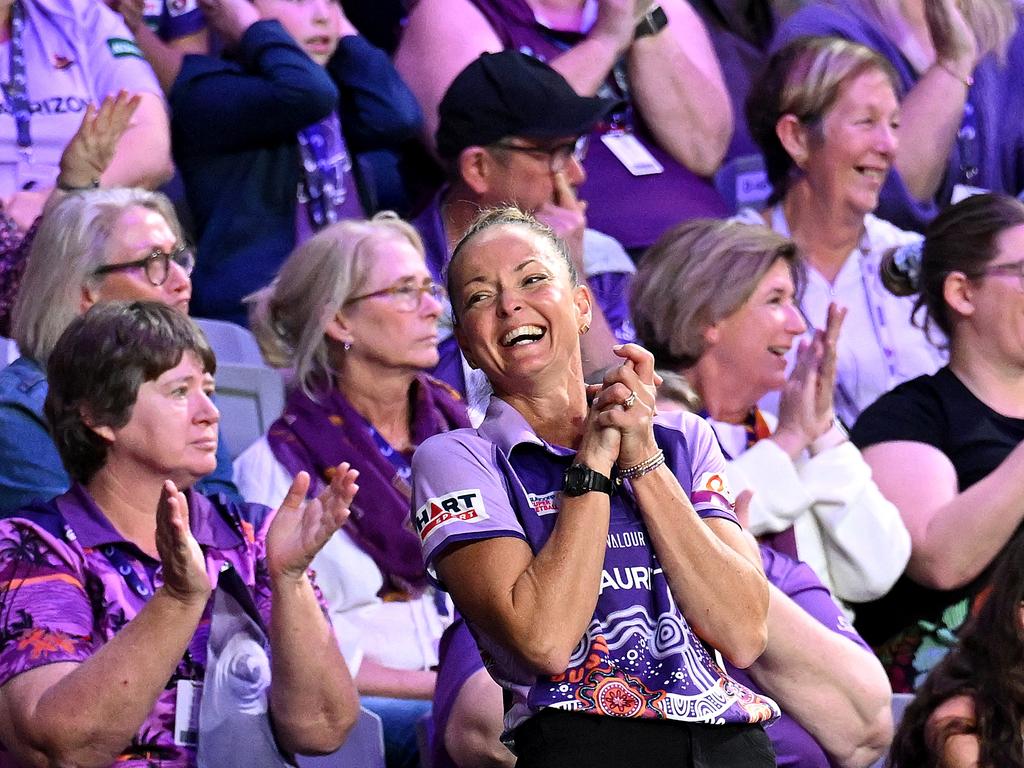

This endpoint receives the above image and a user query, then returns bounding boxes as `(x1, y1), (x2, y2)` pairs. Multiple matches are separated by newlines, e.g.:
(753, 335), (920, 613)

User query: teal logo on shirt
(106, 38), (143, 59)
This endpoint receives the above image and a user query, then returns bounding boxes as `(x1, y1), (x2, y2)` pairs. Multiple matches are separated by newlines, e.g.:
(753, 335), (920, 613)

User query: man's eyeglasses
(346, 279), (446, 312)
(93, 244), (195, 287)
(492, 135), (590, 174)
(983, 259), (1024, 290)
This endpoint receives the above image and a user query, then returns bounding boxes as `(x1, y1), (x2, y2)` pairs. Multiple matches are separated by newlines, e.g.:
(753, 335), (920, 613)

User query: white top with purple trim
(411, 397), (779, 734)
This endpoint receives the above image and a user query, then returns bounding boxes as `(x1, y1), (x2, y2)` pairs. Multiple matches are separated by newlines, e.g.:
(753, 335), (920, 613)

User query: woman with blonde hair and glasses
(774, 0), (1024, 232)
(234, 213), (469, 768)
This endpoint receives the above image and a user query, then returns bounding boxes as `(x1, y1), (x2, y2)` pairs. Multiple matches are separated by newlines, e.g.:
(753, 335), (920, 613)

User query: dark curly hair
(888, 531), (1024, 768)
(44, 301), (216, 484)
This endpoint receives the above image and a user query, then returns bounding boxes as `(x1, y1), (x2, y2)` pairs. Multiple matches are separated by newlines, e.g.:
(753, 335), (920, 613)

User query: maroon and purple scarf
(267, 375), (469, 595)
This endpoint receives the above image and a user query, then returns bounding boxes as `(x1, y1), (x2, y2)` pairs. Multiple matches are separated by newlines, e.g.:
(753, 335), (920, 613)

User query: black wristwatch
(634, 5), (668, 40)
(563, 463), (615, 497)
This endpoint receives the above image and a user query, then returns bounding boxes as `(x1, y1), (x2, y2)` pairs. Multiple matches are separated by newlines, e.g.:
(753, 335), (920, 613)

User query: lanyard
(1, 0), (31, 158)
(956, 99), (980, 183)
(771, 205), (902, 394)
(364, 420), (413, 485)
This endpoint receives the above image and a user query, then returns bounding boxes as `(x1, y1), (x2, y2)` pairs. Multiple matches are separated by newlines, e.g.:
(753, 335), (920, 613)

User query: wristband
(634, 5), (668, 40)
(617, 449), (665, 481)
(56, 176), (100, 192)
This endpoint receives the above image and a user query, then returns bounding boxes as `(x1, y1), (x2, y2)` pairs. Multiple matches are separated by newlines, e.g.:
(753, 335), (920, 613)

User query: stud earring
(579, 323), (590, 335)
(343, 341), (352, 351)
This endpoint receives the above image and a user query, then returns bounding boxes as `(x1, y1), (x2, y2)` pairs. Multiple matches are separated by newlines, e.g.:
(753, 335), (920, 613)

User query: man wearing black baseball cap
(413, 50), (636, 413)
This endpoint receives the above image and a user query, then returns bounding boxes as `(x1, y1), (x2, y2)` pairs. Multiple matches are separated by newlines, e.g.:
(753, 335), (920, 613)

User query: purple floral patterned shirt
(0, 483), (281, 767)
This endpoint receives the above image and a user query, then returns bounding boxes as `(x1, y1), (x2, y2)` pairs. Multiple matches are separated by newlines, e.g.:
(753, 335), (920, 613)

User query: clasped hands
(581, 343), (662, 474)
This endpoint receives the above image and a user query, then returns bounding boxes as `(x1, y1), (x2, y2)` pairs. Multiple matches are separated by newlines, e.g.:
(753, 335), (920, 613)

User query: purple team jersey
(0, 483), (289, 768)
(411, 398), (779, 734)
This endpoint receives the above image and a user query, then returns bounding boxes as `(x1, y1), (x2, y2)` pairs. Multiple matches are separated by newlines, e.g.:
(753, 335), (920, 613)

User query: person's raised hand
(198, 0), (260, 48)
(813, 302), (846, 427)
(590, 0), (649, 51)
(927, 0), (979, 73)
(58, 91), (141, 189)
(266, 465), (359, 582)
(156, 480), (212, 606)
(535, 171), (587, 274)
(772, 312), (839, 460)
(578, 381), (623, 475)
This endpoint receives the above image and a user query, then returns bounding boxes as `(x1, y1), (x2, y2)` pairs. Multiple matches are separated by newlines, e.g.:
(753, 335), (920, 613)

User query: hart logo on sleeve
(414, 489), (488, 541)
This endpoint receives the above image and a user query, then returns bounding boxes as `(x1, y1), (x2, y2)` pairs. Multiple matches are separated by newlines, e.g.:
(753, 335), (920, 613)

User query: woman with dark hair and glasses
(851, 193), (1024, 692)
(0, 187), (237, 513)
(235, 214), (469, 768)
(0, 300), (360, 767)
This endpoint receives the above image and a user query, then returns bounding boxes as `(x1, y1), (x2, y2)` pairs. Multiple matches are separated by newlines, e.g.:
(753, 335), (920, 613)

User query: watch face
(564, 465), (588, 497)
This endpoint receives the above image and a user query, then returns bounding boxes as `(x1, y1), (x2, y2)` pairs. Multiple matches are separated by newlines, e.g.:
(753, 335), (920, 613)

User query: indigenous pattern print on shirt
(412, 399), (779, 733)
(0, 483), (329, 768)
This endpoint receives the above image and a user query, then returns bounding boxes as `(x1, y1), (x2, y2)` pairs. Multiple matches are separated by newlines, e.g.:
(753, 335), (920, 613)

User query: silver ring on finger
(623, 390), (638, 409)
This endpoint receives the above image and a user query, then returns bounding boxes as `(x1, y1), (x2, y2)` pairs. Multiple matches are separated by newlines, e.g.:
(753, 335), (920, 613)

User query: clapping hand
(591, 0), (653, 49)
(156, 480), (213, 606)
(266, 464), (359, 583)
(773, 303), (847, 458)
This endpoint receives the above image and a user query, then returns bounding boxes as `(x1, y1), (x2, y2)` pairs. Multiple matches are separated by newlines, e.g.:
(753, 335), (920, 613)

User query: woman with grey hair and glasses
(0, 187), (236, 513)
(234, 213), (468, 768)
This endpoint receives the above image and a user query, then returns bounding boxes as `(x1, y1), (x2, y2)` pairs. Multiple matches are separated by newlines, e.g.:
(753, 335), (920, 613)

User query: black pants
(513, 708), (776, 768)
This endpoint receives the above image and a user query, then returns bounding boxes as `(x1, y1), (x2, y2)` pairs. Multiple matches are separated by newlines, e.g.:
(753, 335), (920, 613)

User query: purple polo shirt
(0, 483), (281, 768)
(466, 0), (730, 250)
(430, 545), (868, 767)
(411, 398), (780, 734)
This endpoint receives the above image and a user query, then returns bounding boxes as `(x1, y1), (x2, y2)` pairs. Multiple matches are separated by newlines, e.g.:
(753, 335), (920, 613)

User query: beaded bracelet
(617, 449), (666, 481)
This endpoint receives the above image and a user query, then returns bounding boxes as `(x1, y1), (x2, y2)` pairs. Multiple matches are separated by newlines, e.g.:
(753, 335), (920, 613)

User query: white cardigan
(710, 413), (911, 606)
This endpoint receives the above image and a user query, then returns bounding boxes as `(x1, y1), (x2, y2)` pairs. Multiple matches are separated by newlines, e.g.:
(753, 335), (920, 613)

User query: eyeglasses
(492, 135), (590, 174)
(93, 244), (195, 287)
(983, 259), (1024, 290)
(346, 279), (446, 312)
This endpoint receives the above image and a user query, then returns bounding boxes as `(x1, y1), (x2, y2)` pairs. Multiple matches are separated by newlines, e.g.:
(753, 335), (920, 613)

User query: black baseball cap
(436, 50), (622, 160)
